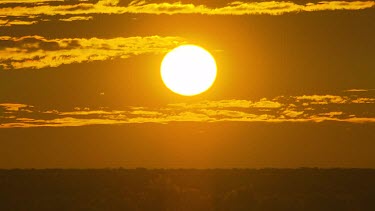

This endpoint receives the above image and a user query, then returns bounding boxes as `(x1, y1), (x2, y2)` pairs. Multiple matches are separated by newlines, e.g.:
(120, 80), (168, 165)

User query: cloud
(344, 88), (370, 92)
(253, 98), (282, 108)
(0, 35), (185, 69)
(0, 0), (63, 3)
(168, 98), (282, 109)
(296, 95), (347, 104)
(125, 1), (375, 15)
(351, 97), (375, 104)
(59, 16), (93, 22)
(0, 20), (37, 27)
(0, 117), (127, 128)
(319, 111), (343, 117)
(1, 0), (374, 26)
(0, 103), (29, 111)
(1, 91), (374, 128)
(283, 109), (304, 118)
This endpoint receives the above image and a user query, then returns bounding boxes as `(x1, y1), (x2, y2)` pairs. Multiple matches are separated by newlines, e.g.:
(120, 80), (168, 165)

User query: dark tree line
(0, 168), (374, 210)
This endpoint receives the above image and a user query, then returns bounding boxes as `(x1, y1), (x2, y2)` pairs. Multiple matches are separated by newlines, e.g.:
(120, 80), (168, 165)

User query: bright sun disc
(161, 45), (217, 96)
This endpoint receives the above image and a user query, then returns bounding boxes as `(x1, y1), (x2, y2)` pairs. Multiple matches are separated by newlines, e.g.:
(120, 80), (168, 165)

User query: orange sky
(0, 0), (374, 168)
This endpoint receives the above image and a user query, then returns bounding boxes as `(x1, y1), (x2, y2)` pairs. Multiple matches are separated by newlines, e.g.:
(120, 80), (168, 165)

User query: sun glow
(161, 45), (217, 96)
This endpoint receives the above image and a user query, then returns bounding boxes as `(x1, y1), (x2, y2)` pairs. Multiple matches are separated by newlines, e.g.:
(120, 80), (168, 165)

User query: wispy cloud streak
(1, 91), (374, 128)
(0, 35), (185, 69)
(1, 0), (374, 26)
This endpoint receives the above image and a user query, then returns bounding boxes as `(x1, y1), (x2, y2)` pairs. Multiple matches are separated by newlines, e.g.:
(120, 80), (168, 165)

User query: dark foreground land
(0, 169), (374, 211)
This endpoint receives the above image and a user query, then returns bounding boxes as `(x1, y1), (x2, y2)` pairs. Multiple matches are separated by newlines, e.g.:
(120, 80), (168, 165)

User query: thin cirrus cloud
(1, 0), (374, 26)
(344, 88), (374, 92)
(0, 35), (185, 70)
(1, 91), (374, 128)
(59, 16), (94, 22)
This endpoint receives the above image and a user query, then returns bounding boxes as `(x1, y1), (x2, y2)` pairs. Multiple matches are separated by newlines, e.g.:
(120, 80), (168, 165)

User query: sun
(161, 45), (217, 96)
